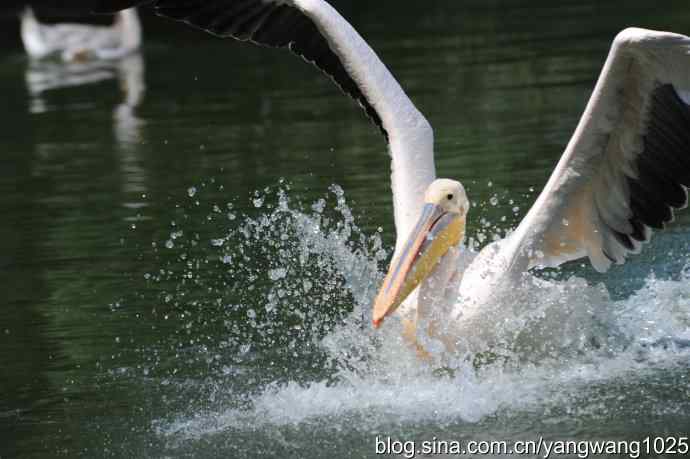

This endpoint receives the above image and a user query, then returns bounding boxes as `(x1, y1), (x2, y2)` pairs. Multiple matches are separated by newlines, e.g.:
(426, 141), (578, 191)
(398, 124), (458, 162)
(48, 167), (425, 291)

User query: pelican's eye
(447, 194), (454, 200)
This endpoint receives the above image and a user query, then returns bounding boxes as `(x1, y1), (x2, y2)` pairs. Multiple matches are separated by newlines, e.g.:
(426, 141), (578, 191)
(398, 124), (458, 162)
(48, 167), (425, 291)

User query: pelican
(20, 7), (142, 61)
(97, 0), (690, 352)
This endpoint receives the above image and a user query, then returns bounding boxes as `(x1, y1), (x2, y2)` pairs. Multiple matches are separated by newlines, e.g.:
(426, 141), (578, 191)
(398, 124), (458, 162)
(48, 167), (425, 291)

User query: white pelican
(20, 7), (142, 61)
(97, 0), (690, 353)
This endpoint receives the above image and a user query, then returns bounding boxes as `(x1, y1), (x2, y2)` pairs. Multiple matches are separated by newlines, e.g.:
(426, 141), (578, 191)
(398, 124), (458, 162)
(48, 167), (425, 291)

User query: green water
(2, 1), (690, 458)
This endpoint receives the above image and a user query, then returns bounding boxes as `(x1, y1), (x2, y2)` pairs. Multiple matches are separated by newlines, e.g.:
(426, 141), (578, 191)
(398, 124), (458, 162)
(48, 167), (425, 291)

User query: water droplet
(268, 268), (287, 281)
(311, 199), (326, 213)
(165, 240), (174, 249)
(187, 186), (197, 197)
(303, 280), (313, 292)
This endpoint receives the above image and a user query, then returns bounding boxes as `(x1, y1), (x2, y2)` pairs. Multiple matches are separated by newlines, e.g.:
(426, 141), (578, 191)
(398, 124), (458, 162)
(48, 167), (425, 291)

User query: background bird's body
(20, 7), (141, 61)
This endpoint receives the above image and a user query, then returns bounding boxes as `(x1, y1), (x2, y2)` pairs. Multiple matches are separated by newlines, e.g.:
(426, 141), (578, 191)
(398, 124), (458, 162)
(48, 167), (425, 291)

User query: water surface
(1, 1), (690, 457)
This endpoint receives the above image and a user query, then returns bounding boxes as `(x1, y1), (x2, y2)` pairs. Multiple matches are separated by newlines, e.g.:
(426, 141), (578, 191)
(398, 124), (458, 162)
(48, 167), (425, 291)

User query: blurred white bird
(20, 7), (141, 61)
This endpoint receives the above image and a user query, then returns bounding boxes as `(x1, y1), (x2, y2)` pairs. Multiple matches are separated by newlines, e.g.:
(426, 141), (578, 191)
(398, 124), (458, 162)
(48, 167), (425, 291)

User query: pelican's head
(372, 179), (468, 328)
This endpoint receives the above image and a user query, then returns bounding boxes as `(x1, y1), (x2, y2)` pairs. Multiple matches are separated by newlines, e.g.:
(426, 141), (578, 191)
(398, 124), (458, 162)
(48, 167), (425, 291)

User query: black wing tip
(601, 82), (689, 263)
(626, 83), (690, 234)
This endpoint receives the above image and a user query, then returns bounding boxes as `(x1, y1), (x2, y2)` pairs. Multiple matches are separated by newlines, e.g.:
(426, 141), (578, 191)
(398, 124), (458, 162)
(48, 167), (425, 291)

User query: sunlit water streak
(131, 184), (690, 453)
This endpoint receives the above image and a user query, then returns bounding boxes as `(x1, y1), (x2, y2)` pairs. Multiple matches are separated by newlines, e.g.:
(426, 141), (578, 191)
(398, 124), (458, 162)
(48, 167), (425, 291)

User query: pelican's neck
(390, 135), (436, 257)
(115, 9), (142, 51)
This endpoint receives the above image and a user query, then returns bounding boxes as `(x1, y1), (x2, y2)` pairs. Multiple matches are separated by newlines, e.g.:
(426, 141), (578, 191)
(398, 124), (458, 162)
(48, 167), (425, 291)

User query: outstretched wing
(503, 28), (690, 272)
(95, 0), (436, 248)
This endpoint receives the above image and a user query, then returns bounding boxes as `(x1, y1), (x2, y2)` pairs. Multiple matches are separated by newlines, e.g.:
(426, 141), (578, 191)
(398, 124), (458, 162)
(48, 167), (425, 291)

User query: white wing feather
(501, 28), (690, 273)
(293, 0), (435, 252)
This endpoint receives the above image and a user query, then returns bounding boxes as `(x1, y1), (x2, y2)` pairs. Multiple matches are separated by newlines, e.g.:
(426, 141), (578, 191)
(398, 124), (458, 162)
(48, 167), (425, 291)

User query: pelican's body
(97, 0), (690, 355)
(20, 7), (141, 61)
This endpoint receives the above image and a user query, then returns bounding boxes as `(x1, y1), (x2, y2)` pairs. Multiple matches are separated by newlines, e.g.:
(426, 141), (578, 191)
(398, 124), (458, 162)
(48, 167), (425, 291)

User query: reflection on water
(26, 60), (115, 100)
(26, 52), (148, 200)
(1, 1), (690, 458)
(26, 52), (145, 137)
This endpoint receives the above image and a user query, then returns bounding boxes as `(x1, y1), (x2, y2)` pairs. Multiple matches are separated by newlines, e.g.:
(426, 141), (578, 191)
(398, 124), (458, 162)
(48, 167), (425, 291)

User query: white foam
(151, 186), (690, 442)
(156, 264), (690, 442)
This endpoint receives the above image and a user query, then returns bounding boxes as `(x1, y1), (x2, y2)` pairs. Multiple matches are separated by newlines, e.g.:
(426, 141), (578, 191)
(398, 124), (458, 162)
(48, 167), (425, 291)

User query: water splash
(138, 183), (690, 447)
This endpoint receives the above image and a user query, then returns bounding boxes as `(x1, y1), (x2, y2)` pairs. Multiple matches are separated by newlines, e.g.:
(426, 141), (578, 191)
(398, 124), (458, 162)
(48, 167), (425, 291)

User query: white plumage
(294, 0), (436, 252)
(504, 28), (690, 273)
(20, 7), (142, 61)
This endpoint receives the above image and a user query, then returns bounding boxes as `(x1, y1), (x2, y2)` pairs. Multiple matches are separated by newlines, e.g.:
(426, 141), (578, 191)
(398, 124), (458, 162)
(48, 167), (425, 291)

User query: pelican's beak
(372, 203), (464, 328)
